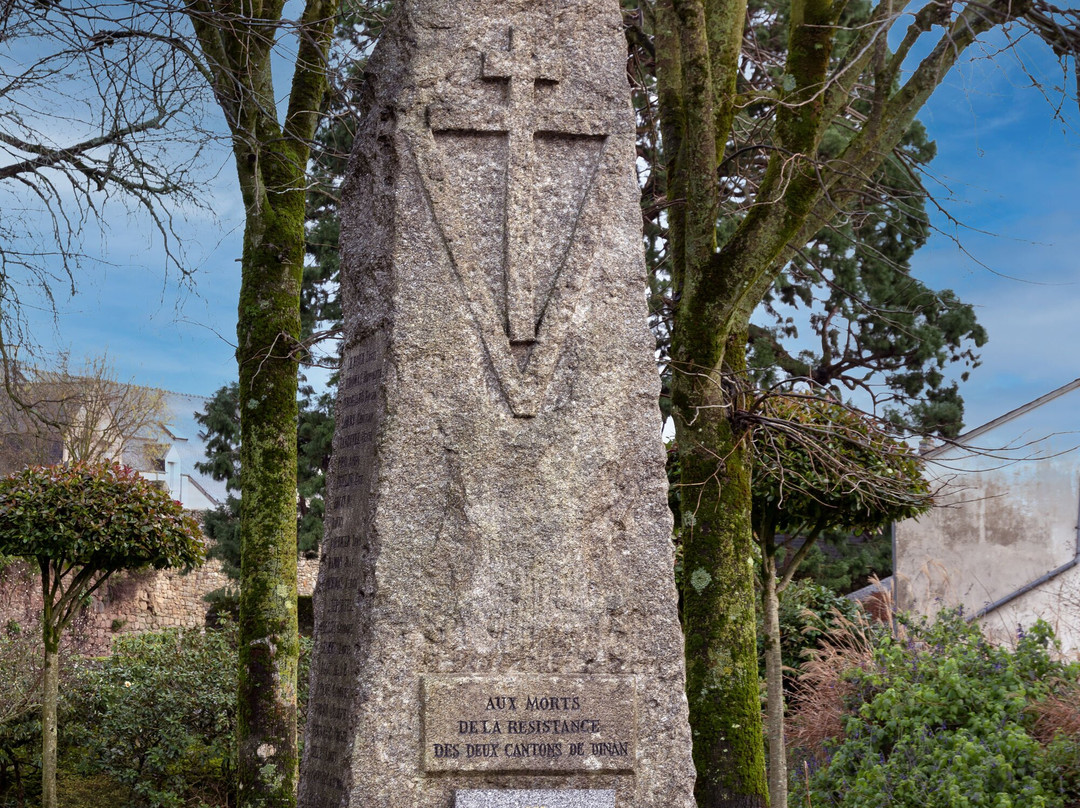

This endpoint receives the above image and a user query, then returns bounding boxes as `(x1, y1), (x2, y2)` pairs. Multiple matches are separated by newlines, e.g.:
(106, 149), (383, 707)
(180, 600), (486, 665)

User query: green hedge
(792, 611), (1080, 808)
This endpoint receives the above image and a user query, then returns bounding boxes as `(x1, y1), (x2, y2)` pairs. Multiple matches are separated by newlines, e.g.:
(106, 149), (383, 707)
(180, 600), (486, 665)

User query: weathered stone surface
(298, 2), (695, 807)
(455, 789), (615, 808)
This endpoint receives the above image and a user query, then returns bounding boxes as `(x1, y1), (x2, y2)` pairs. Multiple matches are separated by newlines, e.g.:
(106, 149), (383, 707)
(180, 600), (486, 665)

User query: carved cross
(483, 28), (558, 343)
(428, 27), (618, 344)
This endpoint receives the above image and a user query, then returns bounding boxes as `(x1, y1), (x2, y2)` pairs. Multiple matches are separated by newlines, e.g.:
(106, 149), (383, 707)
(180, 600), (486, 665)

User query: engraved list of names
(302, 334), (383, 794)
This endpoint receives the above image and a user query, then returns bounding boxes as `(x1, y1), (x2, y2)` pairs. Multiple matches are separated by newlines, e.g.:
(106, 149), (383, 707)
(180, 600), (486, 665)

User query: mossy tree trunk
(673, 331), (769, 808)
(652, 0), (1031, 804)
(181, 1), (338, 805)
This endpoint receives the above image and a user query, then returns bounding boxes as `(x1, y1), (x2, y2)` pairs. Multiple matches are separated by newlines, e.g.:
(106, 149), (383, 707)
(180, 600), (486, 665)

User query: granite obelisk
(299, 3), (695, 806)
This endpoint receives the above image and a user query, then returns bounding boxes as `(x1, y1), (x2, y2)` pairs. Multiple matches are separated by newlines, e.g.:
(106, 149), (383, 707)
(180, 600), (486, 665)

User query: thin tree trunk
(762, 523), (827, 808)
(762, 542), (786, 808)
(39, 567), (59, 808)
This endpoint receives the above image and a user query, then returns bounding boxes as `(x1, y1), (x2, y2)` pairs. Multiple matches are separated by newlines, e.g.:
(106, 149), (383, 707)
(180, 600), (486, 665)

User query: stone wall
(297, 556), (319, 595)
(0, 557), (321, 655)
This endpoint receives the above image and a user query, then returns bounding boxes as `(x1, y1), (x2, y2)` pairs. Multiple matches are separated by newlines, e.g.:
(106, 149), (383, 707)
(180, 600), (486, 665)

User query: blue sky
(18, 157), (245, 400)
(905, 28), (1080, 432)
(15, 20), (1080, 435)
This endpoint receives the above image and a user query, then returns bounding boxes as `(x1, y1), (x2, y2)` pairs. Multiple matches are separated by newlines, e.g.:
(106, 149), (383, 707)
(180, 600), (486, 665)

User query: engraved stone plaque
(423, 675), (636, 773)
(455, 789), (615, 808)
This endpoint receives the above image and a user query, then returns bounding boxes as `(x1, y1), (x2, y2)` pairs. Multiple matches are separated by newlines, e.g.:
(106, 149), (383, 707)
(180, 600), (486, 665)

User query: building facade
(895, 379), (1080, 651)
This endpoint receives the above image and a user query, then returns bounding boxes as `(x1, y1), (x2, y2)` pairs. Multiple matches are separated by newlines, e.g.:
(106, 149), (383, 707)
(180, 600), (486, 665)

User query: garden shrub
(790, 610), (1080, 808)
(3, 614), (315, 808)
(66, 622), (314, 808)
(67, 625), (238, 808)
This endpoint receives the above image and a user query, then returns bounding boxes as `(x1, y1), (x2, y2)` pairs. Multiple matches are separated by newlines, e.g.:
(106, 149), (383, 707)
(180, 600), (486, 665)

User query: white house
(125, 390), (228, 511)
(894, 378), (1080, 651)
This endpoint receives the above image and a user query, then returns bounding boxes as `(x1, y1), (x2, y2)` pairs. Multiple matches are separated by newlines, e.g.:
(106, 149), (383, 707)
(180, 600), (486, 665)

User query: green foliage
(200, 504), (241, 582)
(750, 395), (931, 540)
(633, 0), (986, 439)
(296, 633), (314, 733)
(750, 149), (987, 439)
(0, 622), (39, 728)
(0, 461), (204, 808)
(302, 1), (389, 344)
(792, 529), (892, 594)
(62, 623), (315, 808)
(52, 772), (128, 808)
(793, 612), (1080, 808)
(756, 580), (862, 687)
(0, 462), (204, 580)
(68, 625), (237, 808)
(1, 620), (103, 808)
(193, 386), (243, 579)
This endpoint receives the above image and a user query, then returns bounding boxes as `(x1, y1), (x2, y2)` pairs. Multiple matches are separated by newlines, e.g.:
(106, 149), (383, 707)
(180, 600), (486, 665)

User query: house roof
(924, 377), (1080, 458)
(157, 390), (229, 507)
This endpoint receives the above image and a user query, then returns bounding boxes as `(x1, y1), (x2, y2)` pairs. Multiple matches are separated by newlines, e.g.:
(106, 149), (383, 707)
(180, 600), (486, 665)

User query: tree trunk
(181, 1), (337, 803)
(762, 543), (786, 808)
(675, 333), (769, 808)
(234, 146), (305, 808)
(656, 0), (1044, 804)
(40, 606), (59, 808)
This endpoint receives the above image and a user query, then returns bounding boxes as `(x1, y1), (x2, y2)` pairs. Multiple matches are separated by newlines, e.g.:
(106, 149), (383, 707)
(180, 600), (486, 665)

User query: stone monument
(299, 2), (695, 806)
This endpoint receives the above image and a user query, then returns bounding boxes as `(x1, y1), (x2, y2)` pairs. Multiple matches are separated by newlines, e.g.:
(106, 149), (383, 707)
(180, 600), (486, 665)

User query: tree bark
(674, 332), (769, 808)
(658, 1), (769, 802)
(181, 0), (338, 803)
(761, 532), (786, 808)
(234, 162), (305, 808)
(40, 606), (59, 808)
